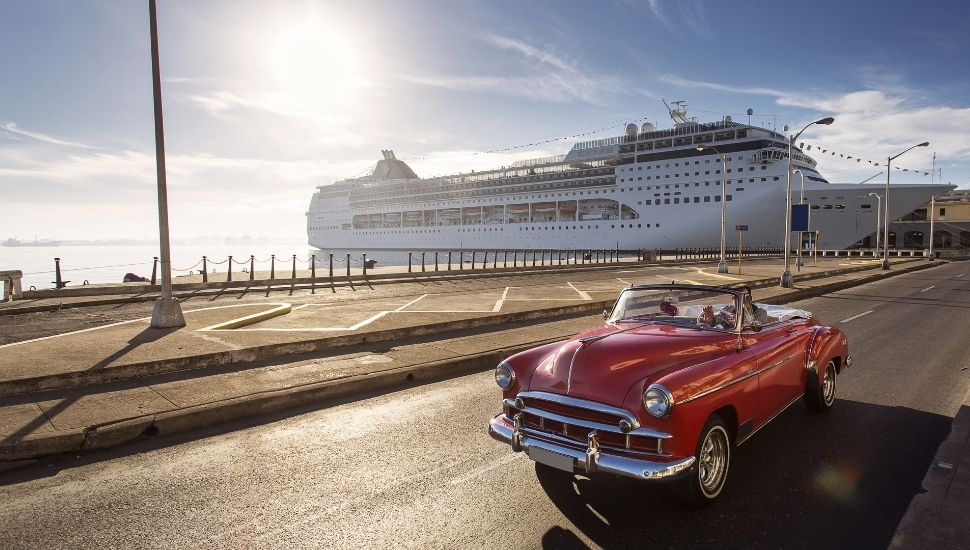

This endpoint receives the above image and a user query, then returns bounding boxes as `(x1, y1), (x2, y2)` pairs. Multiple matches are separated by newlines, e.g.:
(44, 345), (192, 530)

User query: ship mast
(662, 98), (690, 125)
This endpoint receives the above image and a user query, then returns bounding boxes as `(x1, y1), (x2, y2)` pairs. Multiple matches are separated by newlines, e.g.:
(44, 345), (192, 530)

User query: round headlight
(495, 361), (515, 389)
(643, 385), (673, 418)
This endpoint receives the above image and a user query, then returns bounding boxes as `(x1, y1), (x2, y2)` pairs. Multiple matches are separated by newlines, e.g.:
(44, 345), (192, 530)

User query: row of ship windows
(310, 202), (861, 232)
(618, 167), (771, 183)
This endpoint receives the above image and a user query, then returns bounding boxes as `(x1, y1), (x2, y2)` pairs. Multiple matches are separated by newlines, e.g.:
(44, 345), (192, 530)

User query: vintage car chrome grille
(506, 391), (669, 456)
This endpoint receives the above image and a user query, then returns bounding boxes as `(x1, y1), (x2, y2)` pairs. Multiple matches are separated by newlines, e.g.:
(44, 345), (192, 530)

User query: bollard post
(329, 253), (334, 282)
(493, 251), (497, 269)
(435, 252), (439, 271)
(448, 251), (452, 270)
(202, 256), (208, 283)
(459, 250), (464, 270)
(227, 256), (233, 282)
(472, 251), (476, 269)
(250, 255), (255, 281)
(558, 250), (562, 266)
(532, 250), (536, 267)
(408, 252), (412, 273)
(483, 251), (488, 269)
(513, 250), (517, 268)
(311, 254), (316, 279)
(292, 254), (297, 279)
(269, 255), (275, 280)
(346, 253), (351, 279)
(504, 250), (508, 268)
(54, 257), (64, 288)
(151, 257), (158, 285)
(362, 253), (367, 277)
(421, 252), (426, 272)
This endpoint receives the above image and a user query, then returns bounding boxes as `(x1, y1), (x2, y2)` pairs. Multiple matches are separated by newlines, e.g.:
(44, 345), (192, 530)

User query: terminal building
(863, 189), (970, 251)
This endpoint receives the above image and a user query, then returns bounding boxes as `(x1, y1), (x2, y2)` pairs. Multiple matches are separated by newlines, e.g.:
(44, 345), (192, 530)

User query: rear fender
(806, 327), (848, 388)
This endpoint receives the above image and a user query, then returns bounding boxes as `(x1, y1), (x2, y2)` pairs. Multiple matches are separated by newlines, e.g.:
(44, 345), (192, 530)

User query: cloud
(404, 34), (624, 105)
(483, 34), (575, 73)
(1, 122), (95, 150)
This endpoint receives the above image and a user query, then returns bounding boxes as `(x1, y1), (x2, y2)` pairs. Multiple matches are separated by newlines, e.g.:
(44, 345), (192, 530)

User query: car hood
(527, 323), (736, 407)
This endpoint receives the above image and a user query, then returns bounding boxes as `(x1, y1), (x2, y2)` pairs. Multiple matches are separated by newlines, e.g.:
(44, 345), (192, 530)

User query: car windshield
(608, 287), (742, 331)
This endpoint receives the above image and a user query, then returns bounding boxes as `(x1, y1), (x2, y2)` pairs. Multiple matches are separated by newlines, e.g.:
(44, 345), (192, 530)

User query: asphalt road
(2, 261), (968, 549)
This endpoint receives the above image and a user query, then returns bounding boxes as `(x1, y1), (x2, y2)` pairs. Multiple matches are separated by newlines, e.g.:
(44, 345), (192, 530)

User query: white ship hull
(307, 122), (952, 252)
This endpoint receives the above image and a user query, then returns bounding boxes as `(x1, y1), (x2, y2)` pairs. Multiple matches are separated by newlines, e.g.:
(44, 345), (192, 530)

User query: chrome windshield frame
(606, 284), (745, 333)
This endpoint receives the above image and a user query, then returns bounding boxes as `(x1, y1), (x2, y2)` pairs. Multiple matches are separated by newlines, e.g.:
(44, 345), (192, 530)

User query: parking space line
(567, 282), (592, 301)
(492, 287), (510, 312)
(920, 286), (936, 293)
(616, 278), (632, 286)
(956, 273), (965, 278)
(840, 310), (874, 323)
(681, 279), (704, 285)
(449, 453), (523, 485)
(696, 268), (742, 281)
(395, 294), (430, 311)
(292, 304), (311, 311)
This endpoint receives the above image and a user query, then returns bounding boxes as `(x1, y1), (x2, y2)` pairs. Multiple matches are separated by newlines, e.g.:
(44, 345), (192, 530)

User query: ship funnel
(625, 123), (638, 136)
(725, 115), (733, 123)
(641, 122), (655, 133)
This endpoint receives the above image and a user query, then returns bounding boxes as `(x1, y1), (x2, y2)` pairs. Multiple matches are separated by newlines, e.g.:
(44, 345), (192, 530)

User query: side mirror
(745, 321), (763, 332)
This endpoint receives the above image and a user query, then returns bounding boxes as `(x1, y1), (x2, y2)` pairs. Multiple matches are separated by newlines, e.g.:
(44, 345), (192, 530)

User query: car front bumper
(489, 414), (695, 481)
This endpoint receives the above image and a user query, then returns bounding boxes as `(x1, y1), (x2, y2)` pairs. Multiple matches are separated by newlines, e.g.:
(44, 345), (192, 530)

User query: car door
(748, 319), (813, 424)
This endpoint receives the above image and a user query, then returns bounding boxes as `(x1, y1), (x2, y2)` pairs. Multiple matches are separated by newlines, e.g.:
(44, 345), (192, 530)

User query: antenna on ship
(662, 98), (690, 125)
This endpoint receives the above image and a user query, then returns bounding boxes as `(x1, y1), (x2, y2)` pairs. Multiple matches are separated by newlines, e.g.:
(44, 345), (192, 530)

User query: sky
(1, 0), (969, 242)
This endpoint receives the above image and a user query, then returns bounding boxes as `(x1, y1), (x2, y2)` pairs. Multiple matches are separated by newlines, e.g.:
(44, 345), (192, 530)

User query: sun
(261, 17), (369, 116)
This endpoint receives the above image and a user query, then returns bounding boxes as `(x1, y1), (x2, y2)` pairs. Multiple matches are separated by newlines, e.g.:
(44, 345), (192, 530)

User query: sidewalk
(0, 258), (939, 465)
(890, 387), (970, 549)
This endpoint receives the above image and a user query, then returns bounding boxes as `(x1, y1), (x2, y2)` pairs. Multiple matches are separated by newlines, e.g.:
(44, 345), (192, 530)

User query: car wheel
(805, 359), (837, 413)
(673, 415), (730, 507)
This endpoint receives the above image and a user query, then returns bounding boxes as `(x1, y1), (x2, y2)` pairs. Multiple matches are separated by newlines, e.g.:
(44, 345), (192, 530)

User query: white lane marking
(291, 304), (311, 311)
(617, 270), (639, 273)
(681, 279), (704, 285)
(616, 278), (633, 286)
(956, 273), (965, 278)
(492, 286), (511, 312)
(920, 286), (936, 293)
(567, 281), (593, 301)
(840, 310), (873, 323)
(449, 453), (523, 485)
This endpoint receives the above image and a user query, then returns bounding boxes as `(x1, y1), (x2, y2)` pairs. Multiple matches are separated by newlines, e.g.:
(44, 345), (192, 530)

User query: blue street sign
(735, 225), (748, 231)
(791, 204), (809, 232)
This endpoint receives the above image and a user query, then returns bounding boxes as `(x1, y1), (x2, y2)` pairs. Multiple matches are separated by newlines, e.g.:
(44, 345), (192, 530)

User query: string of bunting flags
(798, 141), (933, 176)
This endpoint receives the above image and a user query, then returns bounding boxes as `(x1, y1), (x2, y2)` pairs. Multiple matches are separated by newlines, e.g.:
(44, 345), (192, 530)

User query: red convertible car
(489, 284), (850, 506)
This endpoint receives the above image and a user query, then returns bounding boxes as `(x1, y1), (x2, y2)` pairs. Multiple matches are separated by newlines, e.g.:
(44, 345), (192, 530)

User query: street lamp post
(148, 0), (185, 328)
(696, 144), (729, 273)
(881, 142), (930, 269)
(866, 192), (881, 253)
(781, 117), (834, 287)
(794, 168), (805, 269)
(928, 195), (936, 261)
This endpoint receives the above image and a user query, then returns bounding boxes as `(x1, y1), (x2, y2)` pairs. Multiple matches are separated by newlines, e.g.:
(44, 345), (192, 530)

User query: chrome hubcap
(822, 361), (837, 406)
(698, 426), (729, 497)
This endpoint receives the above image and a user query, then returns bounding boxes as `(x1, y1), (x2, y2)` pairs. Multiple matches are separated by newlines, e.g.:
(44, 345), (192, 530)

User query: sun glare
(262, 17), (369, 116)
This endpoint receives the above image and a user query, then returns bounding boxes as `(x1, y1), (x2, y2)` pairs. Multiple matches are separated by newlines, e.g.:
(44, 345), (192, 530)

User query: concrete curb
(0, 259), (943, 465)
(0, 260), (925, 397)
(0, 339), (563, 461)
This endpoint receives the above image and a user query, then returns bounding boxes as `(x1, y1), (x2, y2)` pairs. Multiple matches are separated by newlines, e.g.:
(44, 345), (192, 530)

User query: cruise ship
(307, 102), (952, 251)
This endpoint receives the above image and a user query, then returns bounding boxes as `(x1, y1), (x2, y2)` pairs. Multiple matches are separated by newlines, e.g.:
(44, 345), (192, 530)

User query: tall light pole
(781, 117), (834, 287)
(794, 168), (806, 268)
(696, 144), (729, 273)
(148, 0), (185, 328)
(867, 192), (881, 253)
(928, 194), (936, 261)
(881, 141), (930, 270)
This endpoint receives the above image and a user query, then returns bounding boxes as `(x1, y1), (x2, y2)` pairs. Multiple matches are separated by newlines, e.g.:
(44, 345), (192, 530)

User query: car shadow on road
(535, 399), (951, 550)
